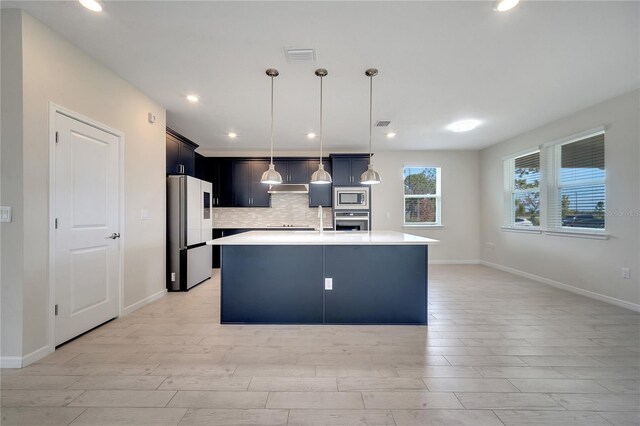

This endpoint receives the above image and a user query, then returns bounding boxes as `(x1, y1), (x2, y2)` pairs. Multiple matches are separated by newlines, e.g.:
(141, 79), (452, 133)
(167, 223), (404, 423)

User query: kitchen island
(207, 231), (438, 325)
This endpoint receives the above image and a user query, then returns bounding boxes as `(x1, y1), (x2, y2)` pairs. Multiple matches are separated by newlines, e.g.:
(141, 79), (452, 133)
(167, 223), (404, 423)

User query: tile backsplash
(212, 193), (333, 229)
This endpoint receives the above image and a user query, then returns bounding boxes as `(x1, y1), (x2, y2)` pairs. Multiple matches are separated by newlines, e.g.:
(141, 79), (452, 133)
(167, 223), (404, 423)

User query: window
(548, 131), (605, 231)
(403, 167), (441, 226)
(504, 151), (541, 228)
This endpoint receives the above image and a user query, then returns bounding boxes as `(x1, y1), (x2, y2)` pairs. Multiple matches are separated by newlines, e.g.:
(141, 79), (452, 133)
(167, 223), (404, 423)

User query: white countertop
(207, 230), (439, 246)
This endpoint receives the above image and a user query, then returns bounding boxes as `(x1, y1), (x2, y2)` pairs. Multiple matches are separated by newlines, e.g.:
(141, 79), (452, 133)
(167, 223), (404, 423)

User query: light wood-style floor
(2, 265), (639, 426)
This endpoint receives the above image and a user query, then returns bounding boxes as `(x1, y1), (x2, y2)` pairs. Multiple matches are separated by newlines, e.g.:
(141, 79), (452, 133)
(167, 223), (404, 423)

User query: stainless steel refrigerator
(167, 175), (213, 291)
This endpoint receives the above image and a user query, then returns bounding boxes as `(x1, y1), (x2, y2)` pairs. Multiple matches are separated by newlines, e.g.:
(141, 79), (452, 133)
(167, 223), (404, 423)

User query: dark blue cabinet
(308, 159), (332, 207)
(274, 159), (310, 184)
(233, 160), (270, 207)
(331, 155), (370, 186)
(221, 245), (324, 323)
(219, 244), (428, 324)
(197, 158), (233, 207)
(233, 161), (253, 207)
(323, 245), (427, 324)
(166, 128), (198, 176)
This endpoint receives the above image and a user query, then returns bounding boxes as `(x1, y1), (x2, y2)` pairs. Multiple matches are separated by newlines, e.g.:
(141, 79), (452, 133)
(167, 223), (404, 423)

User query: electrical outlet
(324, 278), (333, 290)
(621, 268), (630, 279)
(171, 272), (176, 282)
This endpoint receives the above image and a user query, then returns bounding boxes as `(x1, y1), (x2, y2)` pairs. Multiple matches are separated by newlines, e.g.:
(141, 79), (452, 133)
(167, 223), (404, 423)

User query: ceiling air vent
(284, 48), (316, 63)
(375, 120), (391, 127)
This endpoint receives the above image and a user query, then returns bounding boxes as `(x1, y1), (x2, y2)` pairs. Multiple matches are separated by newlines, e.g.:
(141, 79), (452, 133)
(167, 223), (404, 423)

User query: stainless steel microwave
(333, 187), (370, 210)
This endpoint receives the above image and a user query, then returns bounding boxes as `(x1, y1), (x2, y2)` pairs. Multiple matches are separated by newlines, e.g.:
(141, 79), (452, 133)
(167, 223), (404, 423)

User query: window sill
(545, 229), (609, 240)
(403, 224), (444, 230)
(501, 226), (542, 234)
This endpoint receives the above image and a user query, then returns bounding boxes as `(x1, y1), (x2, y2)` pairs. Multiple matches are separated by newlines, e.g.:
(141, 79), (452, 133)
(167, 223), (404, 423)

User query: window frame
(402, 166), (442, 227)
(503, 149), (542, 230)
(545, 128), (606, 236)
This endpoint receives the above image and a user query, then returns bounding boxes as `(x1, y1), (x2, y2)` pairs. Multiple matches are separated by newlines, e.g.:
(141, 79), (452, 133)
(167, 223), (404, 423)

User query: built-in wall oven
(334, 211), (370, 231)
(334, 187), (369, 210)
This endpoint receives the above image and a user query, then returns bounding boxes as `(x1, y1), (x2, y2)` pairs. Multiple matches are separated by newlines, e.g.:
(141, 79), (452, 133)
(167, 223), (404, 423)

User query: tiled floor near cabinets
(2, 265), (639, 425)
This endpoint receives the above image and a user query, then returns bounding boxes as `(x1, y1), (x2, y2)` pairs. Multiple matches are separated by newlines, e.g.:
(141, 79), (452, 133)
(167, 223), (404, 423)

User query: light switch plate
(324, 278), (333, 290)
(140, 209), (149, 221)
(0, 206), (11, 223)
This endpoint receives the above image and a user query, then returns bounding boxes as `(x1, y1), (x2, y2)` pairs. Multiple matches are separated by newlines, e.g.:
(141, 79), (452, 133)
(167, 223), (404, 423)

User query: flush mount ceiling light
(447, 119), (481, 132)
(310, 69), (332, 185)
(307, 133), (316, 139)
(227, 132), (237, 139)
(186, 94), (199, 103)
(386, 132), (397, 138)
(360, 68), (382, 185)
(260, 69), (283, 185)
(493, 0), (520, 12)
(79, 0), (102, 12)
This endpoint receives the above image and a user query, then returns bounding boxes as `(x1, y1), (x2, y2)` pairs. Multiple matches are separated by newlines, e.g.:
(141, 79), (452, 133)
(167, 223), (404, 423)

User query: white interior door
(54, 112), (120, 346)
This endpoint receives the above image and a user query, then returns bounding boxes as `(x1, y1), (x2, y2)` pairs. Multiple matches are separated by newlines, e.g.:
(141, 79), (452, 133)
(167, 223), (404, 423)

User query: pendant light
(360, 68), (382, 185)
(310, 68), (332, 185)
(260, 68), (283, 184)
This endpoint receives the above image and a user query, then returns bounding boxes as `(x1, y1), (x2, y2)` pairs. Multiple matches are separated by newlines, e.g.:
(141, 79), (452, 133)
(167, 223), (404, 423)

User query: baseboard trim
(122, 289), (167, 316)
(481, 260), (640, 313)
(21, 345), (54, 367)
(429, 260), (481, 265)
(0, 356), (22, 368)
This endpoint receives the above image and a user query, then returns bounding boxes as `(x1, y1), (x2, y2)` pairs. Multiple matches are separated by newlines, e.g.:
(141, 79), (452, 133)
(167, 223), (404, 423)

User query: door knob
(106, 233), (120, 239)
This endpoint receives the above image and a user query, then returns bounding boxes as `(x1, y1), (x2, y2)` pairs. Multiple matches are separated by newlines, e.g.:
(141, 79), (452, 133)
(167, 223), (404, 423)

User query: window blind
(548, 132), (605, 231)
(504, 151), (540, 227)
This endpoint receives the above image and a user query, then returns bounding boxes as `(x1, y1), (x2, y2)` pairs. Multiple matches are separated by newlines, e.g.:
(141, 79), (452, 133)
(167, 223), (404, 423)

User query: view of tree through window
(513, 152), (540, 226)
(404, 167), (440, 224)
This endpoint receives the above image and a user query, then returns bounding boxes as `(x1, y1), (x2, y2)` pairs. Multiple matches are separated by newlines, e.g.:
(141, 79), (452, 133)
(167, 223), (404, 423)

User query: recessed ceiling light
(307, 133), (316, 139)
(493, 0), (520, 12)
(186, 94), (199, 103)
(227, 132), (237, 139)
(79, 0), (102, 12)
(386, 132), (397, 138)
(447, 119), (481, 132)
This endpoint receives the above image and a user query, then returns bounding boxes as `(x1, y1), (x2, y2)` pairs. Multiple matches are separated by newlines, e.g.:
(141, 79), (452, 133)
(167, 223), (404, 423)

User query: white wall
(1, 10), (167, 364)
(371, 150), (481, 262)
(480, 90), (640, 309)
(1, 9), (25, 364)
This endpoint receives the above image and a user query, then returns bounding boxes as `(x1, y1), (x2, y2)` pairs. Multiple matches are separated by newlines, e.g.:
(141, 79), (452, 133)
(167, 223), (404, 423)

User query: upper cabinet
(196, 157), (233, 207)
(308, 159), (332, 207)
(233, 160), (270, 207)
(274, 159), (309, 184)
(331, 154), (370, 186)
(166, 128), (198, 176)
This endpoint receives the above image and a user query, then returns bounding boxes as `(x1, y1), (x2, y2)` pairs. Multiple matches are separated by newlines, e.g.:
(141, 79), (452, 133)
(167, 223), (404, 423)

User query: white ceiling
(5, 1), (639, 153)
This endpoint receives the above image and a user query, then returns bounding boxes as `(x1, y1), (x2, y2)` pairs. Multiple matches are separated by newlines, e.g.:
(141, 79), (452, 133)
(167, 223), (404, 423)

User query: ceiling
(4, 1), (639, 153)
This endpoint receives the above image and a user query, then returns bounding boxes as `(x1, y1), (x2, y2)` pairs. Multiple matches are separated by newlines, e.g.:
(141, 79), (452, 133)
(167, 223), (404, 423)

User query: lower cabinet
(323, 245), (427, 324)
(221, 245), (324, 323)
(211, 229), (250, 268)
(219, 244), (427, 324)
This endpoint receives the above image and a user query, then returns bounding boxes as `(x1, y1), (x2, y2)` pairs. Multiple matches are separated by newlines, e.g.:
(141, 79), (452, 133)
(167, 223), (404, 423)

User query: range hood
(268, 184), (309, 194)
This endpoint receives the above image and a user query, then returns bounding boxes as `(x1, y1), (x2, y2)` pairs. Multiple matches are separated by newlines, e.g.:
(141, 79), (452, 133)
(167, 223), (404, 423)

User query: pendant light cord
(319, 75), (324, 163)
(369, 74), (373, 164)
(270, 75), (274, 165)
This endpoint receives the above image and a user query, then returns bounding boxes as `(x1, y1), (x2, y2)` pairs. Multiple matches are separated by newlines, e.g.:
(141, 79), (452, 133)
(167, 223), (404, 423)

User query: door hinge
(55, 131), (59, 143)
(54, 304), (58, 316)
(55, 218), (59, 229)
